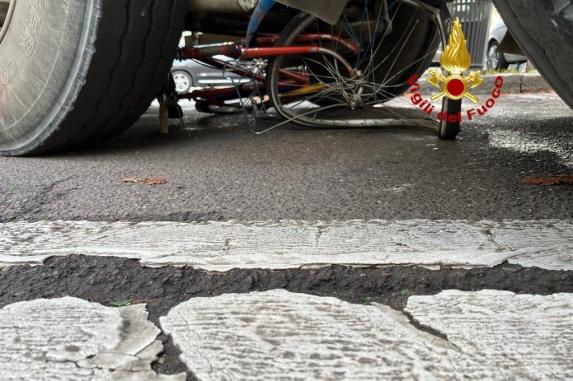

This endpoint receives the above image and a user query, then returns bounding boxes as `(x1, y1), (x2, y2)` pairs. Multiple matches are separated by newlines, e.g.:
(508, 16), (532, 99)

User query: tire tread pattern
(30, 0), (186, 154)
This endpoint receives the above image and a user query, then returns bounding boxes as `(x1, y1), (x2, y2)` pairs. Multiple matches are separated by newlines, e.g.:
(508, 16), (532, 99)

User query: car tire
(0, 0), (187, 156)
(493, 0), (573, 110)
(172, 70), (193, 94)
(486, 41), (508, 70)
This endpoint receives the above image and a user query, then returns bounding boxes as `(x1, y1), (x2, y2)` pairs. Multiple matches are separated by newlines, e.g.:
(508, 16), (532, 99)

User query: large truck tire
(492, 0), (573, 110)
(0, 0), (187, 156)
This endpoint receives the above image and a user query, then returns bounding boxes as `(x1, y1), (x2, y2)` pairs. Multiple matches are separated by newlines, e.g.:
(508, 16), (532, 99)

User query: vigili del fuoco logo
(407, 18), (505, 122)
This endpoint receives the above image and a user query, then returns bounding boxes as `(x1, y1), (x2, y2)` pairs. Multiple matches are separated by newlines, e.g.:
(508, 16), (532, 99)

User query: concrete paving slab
(0, 220), (571, 271)
(0, 297), (184, 381)
(406, 290), (573, 380)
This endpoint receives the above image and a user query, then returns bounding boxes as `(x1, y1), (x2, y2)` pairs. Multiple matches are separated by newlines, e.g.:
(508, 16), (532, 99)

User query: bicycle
(175, 0), (460, 139)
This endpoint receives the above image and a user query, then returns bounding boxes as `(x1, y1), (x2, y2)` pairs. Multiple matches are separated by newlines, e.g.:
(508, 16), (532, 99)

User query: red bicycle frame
(177, 34), (357, 105)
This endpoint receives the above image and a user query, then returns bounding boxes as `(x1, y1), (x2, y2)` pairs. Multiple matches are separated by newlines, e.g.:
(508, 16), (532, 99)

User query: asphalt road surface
(1, 93), (572, 222)
(1, 92), (573, 380)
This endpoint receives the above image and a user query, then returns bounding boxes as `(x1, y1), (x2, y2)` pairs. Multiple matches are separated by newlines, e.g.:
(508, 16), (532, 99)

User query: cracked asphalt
(0, 93), (572, 223)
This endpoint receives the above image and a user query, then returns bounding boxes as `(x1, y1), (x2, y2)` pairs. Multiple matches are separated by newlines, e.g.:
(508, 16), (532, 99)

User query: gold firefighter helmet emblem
(428, 18), (483, 103)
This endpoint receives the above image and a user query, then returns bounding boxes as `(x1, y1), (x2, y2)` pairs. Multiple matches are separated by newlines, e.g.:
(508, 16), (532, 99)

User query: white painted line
(0, 297), (184, 380)
(0, 220), (571, 271)
(406, 290), (573, 380)
(161, 290), (467, 380)
(160, 290), (573, 380)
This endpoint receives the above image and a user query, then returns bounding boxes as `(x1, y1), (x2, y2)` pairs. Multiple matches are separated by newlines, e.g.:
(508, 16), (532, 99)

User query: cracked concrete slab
(161, 290), (573, 380)
(406, 290), (573, 380)
(0, 220), (571, 271)
(0, 297), (185, 381)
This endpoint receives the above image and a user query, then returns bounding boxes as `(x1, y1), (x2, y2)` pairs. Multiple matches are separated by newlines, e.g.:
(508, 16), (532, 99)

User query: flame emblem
(440, 18), (472, 74)
(428, 18), (482, 103)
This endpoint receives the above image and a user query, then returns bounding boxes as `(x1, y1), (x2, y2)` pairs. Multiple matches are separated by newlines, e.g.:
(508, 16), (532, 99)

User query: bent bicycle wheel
(266, 0), (448, 128)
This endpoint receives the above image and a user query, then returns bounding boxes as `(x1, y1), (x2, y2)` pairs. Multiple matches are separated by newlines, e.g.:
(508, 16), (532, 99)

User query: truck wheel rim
(0, 0), (16, 44)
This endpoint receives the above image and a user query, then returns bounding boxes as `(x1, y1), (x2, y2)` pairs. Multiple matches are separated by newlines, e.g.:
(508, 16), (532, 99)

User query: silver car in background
(172, 58), (253, 94)
(172, 33), (251, 93)
(486, 12), (528, 70)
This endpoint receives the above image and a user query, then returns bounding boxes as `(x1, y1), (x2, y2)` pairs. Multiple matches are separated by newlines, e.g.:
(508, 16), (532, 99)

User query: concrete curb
(418, 73), (552, 95)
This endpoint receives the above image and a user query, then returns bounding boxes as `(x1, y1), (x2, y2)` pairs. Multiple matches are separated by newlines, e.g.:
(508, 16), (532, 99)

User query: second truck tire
(493, 0), (573, 111)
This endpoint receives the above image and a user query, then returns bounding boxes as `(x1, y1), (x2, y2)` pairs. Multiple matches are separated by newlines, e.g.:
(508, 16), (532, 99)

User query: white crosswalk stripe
(160, 290), (573, 380)
(1, 219), (571, 271)
(0, 298), (184, 380)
